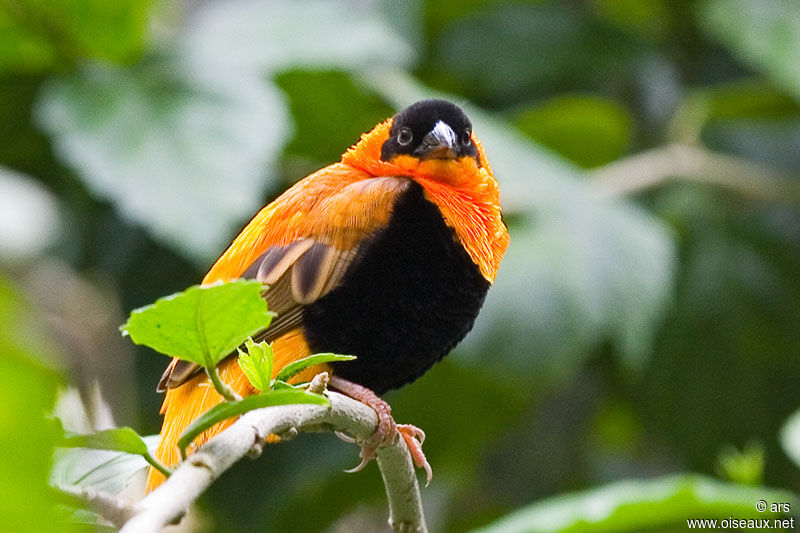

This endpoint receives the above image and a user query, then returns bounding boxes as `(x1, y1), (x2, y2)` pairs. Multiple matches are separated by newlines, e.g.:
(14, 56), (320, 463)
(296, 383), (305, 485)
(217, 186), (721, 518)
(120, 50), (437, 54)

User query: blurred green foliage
(513, 94), (633, 168)
(717, 442), (765, 486)
(471, 474), (796, 533)
(0, 277), (67, 533)
(0, 0), (151, 72)
(1, 0), (799, 531)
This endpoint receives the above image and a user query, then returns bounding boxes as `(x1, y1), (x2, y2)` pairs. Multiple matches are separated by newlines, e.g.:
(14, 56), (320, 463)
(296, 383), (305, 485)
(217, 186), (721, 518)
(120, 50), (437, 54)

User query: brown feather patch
(159, 240), (360, 390)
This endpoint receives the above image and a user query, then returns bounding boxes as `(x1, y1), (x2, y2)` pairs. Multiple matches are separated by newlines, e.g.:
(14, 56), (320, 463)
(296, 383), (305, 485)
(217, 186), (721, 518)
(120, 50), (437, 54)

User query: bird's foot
(330, 376), (432, 485)
(398, 424), (432, 485)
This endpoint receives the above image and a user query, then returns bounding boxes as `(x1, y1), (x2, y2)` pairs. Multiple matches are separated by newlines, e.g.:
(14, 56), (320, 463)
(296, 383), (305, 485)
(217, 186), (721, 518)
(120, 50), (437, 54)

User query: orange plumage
(147, 100), (509, 491)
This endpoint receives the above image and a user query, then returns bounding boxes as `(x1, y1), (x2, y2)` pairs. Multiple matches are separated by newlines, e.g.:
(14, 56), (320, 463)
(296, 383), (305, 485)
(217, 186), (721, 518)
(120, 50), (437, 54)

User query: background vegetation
(2, 0), (800, 531)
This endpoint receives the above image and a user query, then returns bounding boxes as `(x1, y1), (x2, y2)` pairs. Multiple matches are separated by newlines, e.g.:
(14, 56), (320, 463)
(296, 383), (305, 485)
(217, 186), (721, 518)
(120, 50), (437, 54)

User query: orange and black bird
(147, 99), (509, 491)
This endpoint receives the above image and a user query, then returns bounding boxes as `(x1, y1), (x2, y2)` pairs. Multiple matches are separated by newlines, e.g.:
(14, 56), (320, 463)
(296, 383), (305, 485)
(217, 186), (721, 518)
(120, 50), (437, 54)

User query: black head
(380, 99), (480, 164)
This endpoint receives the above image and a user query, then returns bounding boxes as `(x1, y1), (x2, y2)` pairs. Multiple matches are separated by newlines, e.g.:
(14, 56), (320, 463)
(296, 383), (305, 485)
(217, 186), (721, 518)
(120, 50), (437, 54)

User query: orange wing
(147, 169), (411, 491)
(158, 172), (411, 390)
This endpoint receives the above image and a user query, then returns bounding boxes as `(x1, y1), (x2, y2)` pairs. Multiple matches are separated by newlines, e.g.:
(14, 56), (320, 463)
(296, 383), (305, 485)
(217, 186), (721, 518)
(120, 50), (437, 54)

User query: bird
(146, 99), (509, 491)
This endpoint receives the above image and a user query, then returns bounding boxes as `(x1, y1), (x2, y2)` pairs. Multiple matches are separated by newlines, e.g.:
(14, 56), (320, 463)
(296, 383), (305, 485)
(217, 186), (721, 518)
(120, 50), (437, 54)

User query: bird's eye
(462, 129), (472, 145)
(397, 127), (413, 146)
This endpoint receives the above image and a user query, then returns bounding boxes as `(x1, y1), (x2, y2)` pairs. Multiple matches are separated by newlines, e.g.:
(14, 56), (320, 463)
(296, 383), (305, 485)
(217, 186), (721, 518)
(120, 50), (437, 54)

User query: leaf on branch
(237, 337), (273, 392)
(275, 353), (356, 383)
(178, 390), (329, 454)
(61, 427), (172, 478)
(62, 427), (148, 456)
(52, 431), (162, 494)
(120, 280), (275, 369)
(52, 449), (147, 496)
(272, 380), (304, 390)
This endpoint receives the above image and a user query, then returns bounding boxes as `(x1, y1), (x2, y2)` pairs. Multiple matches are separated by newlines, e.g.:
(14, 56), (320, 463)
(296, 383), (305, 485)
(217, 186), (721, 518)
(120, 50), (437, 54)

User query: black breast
(302, 180), (490, 394)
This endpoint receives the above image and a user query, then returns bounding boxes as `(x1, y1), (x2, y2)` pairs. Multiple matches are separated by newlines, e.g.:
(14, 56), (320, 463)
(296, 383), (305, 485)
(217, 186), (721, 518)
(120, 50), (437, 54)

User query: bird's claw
(343, 423), (432, 486)
(343, 409), (397, 473)
(398, 423), (425, 445)
(331, 376), (432, 483)
(334, 430), (356, 444)
(344, 440), (379, 473)
(398, 424), (432, 486)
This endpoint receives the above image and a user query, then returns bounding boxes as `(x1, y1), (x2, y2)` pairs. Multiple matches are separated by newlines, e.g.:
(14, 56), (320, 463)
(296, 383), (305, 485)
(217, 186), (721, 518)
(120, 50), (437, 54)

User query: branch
(55, 484), (135, 529)
(376, 440), (428, 533)
(592, 143), (800, 203)
(120, 387), (427, 532)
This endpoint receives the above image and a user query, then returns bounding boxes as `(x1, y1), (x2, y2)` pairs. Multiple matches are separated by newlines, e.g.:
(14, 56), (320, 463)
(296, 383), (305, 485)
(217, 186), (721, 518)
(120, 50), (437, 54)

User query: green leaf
(591, 0), (669, 40)
(513, 94), (633, 168)
(701, 0), (800, 101)
(120, 280), (274, 368)
(178, 391), (329, 453)
(237, 338), (273, 393)
(469, 474), (797, 533)
(0, 9), (58, 73)
(272, 380), (303, 391)
(36, 57), (290, 260)
(701, 81), (800, 121)
(61, 427), (147, 456)
(671, 81), (800, 142)
(275, 353), (356, 383)
(275, 69), (394, 167)
(0, 0), (153, 73)
(51, 435), (160, 494)
(60, 428), (171, 478)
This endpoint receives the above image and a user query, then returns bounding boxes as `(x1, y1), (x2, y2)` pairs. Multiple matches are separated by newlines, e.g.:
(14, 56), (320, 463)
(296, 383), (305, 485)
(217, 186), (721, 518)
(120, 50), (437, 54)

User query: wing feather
(158, 175), (411, 391)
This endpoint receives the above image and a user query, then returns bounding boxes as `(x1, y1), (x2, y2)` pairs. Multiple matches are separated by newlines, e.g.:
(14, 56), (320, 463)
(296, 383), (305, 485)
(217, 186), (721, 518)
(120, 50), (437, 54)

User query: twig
(142, 450), (173, 479)
(55, 484), (135, 529)
(206, 365), (242, 402)
(592, 143), (800, 203)
(120, 389), (427, 533)
(377, 441), (428, 533)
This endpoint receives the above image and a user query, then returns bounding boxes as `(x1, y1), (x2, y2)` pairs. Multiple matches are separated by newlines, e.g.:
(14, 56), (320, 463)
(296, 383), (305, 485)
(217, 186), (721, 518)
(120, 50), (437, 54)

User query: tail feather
(146, 328), (328, 492)
(145, 358), (255, 491)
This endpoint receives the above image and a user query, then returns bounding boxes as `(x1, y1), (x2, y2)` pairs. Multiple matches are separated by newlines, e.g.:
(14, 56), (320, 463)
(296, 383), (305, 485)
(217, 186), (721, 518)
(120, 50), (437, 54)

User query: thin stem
(143, 452), (173, 479)
(205, 366), (242, 402)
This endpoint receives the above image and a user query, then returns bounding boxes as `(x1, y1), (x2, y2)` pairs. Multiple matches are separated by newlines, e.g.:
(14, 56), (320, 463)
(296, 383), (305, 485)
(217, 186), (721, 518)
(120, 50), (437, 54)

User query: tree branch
(119, 388), (427, 532)
(376, 440), (428, 533)
(55, 484), (135, 529)
(592, 143), (800, 203)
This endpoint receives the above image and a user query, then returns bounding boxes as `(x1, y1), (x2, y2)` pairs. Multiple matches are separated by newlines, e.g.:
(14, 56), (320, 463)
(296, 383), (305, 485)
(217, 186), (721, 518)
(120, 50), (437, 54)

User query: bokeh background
(2, 0), (800, 531)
